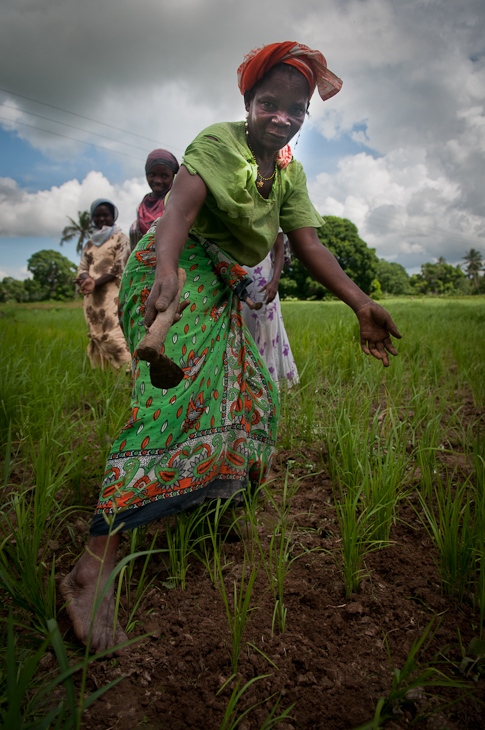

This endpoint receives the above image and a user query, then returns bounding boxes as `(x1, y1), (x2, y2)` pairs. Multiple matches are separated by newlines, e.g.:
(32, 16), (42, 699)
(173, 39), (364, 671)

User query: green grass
(1, 298), (485, 727)
(280, 298), (485, 618)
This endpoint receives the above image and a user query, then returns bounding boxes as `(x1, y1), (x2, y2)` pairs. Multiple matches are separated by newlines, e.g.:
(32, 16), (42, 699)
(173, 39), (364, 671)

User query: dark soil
(49, 439), (485, 730)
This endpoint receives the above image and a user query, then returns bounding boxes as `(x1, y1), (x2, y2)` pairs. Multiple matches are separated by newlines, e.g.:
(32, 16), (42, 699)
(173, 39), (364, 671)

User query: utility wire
(1, 88), (482, 248)
(0, 115), (145, 163)
(0, 86), (185, 153)
(0, 102), (154, 154)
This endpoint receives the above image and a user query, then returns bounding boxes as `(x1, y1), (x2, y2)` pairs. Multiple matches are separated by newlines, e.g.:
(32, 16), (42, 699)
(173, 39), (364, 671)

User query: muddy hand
(137, 269), (187, 389)
(138, 269), (187, 359)
(144, 269), (180, 328)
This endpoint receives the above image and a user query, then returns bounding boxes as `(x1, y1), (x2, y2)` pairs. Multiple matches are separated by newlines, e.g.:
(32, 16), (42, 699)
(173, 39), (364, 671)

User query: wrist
(155, 264), (178, 281)
(352, 298), (374, 315)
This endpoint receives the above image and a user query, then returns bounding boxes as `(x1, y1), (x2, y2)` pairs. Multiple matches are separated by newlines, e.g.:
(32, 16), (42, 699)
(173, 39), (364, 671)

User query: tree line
(1, 214), (484, 303)
(279, 217), (484, 300)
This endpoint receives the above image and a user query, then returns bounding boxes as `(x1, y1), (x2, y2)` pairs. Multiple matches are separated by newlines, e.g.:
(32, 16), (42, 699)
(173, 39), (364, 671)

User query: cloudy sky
(0, 0), (484, 279)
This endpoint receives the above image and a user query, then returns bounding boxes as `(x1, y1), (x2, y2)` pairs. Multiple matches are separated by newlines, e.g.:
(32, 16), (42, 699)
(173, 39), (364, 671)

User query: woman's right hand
(79, 276), (95, 294)
(145, 269), (188, 328)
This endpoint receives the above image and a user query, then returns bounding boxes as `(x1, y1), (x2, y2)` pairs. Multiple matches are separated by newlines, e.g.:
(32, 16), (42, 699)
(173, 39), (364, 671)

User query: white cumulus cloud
(0, 172), (147, 239)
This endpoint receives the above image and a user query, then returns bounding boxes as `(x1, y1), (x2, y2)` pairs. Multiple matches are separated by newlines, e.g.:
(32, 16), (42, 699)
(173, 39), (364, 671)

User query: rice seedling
(324, 405), (409, 543)
(163, 506), (211, 589)
(454, 631), (485, 681)
(0, 458), (79, 633)
(115, 528), (161, 633)
(473, 541), (485, 638)
(245, 467), (323, 635)
(353, 617), (469, 730)
(200, 505), (261, 672)
(0, 609), (132, 730)
(332, 488), (387, 599)
(197, 501), (228, 584)
(469, 419), (485, 498)
(267, 518), (301, 632)
(217, 674), (294, 730)
(222, 552), (261, 673)
(416, 476), (477, 601)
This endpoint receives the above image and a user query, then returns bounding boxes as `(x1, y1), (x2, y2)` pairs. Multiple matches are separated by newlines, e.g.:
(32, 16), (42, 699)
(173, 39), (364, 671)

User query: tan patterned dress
(78, 231), (131, 370)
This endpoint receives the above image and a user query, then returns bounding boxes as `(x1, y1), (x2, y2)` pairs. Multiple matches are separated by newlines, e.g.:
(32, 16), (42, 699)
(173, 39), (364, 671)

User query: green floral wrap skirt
(90, 228), (279, 535)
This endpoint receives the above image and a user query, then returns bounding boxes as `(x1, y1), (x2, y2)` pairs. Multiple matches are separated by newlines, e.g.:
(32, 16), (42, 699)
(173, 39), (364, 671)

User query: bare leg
(60, 533), (128, 654)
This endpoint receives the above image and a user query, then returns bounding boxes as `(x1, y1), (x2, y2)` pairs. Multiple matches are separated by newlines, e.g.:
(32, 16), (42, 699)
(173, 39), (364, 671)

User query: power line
(0, 102), (153, 154)
(1, 87), (483, 248)
(0, 86), (185, 153)
(0, 115), (146, 163)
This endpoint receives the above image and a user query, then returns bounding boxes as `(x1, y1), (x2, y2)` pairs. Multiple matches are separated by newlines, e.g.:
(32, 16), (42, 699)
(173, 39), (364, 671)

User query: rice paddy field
(1, 297), (484, 729)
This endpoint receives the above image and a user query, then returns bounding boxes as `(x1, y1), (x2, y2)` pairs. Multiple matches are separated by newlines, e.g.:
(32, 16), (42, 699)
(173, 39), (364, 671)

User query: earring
(245, 111), (249, 138)
(294, 128), (302, 147)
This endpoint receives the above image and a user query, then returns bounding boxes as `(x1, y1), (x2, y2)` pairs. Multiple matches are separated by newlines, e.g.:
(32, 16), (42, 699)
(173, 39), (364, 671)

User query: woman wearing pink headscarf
(129, 148), (180, 251)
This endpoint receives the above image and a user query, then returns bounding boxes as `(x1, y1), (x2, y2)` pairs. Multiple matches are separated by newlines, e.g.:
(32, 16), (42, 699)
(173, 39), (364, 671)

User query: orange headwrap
(237, 41), (342, 102)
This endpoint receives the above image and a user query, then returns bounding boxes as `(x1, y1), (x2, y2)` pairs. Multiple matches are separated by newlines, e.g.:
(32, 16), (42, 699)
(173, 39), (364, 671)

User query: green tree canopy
(317, 217), (379, 294)
(376, 260), (411, 295)
(27, 250), (77, 300)
(0, 277), (27, 303)
(280, 216), (379, 300)
(410, 258), (465, 295)
(60, 210), (92, 254)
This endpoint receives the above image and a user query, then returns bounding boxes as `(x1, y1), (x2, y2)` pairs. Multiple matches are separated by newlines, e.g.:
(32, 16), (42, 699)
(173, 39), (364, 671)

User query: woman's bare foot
(60, 534), (128, 654)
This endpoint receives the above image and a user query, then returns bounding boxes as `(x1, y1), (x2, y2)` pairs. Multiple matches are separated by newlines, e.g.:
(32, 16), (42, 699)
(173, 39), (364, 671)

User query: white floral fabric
(241, 252), (299, 388)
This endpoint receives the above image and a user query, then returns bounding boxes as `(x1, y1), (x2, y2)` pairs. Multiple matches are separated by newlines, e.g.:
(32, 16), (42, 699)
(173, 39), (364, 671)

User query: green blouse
(182, 121), (323, 267)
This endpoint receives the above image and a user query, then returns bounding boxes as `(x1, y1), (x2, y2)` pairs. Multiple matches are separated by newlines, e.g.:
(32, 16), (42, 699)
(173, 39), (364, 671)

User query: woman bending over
(61, 42), (401, 653)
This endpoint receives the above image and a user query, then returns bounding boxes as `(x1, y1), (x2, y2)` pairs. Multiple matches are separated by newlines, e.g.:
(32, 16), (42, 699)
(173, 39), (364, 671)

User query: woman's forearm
(154, 167), (208, 278)
(95, 273), (116, 287)
(154, 205), (195, 276)
(144, 167), (208, 324)
(288, 227), (372, 312)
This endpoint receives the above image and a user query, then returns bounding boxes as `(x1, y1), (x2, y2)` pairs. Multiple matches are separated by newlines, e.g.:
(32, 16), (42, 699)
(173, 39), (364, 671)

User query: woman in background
(77, 198), (131, 370)
(241, 232), (299, 387)
(130, 149), (180, 251)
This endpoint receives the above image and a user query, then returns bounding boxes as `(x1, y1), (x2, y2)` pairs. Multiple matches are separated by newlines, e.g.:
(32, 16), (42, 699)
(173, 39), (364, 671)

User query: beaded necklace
(245, 124), (276, 189)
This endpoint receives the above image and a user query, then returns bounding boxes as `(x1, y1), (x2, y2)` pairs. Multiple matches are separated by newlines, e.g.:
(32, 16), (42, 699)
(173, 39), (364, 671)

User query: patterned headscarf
(145, 149), (180, 176)
(237, 41), (342, 102)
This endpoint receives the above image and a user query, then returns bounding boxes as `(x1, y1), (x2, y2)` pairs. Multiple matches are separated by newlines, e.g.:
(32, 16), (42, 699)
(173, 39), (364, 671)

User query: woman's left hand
(355, 303), (402, 367)
(259, 278), (279, 304)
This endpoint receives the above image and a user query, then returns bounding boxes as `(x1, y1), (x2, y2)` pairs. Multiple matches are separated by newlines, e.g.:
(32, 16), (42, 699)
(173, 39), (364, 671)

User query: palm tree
(462, 248), (483, 293)
(60, 210), (93, 255)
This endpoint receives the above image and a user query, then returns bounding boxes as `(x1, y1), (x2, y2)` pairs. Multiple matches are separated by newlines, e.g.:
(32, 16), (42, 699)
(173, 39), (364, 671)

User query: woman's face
(146, 164), (174, 195)
(92, 204), (114, 228)
(245, 67), (310, 156)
